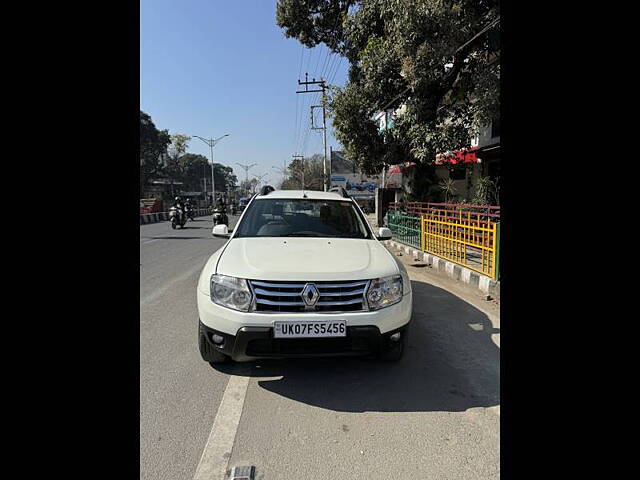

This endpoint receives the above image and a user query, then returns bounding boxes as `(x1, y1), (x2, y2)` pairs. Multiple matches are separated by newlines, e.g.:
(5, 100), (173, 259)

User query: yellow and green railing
(385, 204), (501, 281)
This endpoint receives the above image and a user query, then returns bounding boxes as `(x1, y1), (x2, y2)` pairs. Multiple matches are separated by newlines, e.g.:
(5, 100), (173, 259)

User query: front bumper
(199, 321), (409, 362)
(197, 287), (412, 362)
(197, 289), (413, 336)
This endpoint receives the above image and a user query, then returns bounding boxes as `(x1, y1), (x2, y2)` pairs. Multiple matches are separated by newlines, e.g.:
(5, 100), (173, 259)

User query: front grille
(249, 280), (369, 313)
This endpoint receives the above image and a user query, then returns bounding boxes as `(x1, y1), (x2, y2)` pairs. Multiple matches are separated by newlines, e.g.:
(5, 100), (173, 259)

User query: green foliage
(212, 164), (238, 192)
(140, 110), (171, 191)
(277, 0), (500, 174)
(138, 111), (238, 196)
(165, 134), (192, 182)
(281, 153), (326, 190)
(471, 175), (499, 206)
(276, 0), (354, 54)
(438, 178), (457, 203)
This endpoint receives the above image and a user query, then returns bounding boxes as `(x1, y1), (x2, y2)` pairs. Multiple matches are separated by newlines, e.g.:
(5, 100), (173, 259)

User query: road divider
(140, 208), (210, 225)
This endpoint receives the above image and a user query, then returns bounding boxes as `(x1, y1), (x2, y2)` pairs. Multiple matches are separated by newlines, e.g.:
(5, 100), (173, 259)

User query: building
(330, 149), (379, 213)
(375, 107), (500, 204)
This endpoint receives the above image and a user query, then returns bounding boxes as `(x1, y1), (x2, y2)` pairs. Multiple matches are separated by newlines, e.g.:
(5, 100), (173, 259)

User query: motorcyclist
(213, 195), (228, 225)
(184, 197), (194, 219)
(172, 196), (185, 221)
(215, 194), (226, 211)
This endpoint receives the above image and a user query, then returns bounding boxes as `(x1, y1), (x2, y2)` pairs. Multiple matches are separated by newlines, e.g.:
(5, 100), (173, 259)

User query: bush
(471, 176), (499, 205)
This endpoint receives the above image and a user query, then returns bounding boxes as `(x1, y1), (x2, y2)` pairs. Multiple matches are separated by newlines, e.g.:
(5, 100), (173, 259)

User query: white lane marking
(140, 239), (162, 245)
(193, 374), (250, 480)
(140, 262), (204, 306)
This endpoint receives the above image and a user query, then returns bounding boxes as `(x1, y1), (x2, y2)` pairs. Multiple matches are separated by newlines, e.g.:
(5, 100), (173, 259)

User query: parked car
(197, 187), (413, 364)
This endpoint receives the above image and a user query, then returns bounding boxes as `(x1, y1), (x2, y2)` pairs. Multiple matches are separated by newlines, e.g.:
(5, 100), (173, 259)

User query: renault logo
(301, 283), (320, 307)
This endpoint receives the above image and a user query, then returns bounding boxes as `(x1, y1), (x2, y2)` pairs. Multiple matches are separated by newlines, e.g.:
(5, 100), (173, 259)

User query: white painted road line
(140, 262), (205, 306)
(193, 374), (250, 480)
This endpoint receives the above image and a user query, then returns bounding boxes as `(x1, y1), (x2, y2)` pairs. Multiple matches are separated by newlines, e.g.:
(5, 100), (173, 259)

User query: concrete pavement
(140, 215), (500, 480)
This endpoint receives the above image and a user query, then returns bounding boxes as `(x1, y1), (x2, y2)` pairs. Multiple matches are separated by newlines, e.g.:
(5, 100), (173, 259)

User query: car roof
(253, 190), (351, 201)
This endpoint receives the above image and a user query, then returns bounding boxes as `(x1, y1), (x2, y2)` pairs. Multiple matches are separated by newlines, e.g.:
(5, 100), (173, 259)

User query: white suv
(197, 187), (412, 363)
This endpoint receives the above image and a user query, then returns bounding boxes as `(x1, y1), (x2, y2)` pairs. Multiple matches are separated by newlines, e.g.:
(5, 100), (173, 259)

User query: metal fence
(384, 202), (502, 280)
(389, 201), (500, 222)
(385, 211), (421, 249)
(421, 211), (499, 280)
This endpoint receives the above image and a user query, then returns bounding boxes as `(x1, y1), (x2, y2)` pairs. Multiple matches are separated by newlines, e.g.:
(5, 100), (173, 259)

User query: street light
(193, 134), (230, 206)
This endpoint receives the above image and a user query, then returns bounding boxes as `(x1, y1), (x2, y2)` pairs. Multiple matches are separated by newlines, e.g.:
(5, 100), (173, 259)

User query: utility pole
(236, 162), (257, 196)
(297, 72), (329, 191)
(194, 134), (230, 206)
(292, 154), (304, 189)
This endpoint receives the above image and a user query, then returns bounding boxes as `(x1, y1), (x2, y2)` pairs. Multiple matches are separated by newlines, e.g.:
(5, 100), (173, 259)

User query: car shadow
(210, 280), (499, 413)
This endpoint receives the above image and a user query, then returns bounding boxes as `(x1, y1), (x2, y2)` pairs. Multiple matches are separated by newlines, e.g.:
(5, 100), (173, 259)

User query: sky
(140, 0), (349, 187)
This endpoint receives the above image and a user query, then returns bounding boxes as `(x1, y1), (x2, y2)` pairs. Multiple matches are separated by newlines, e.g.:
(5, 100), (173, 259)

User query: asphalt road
(140, 215), (239, 480)
(140, 215), (500, 480)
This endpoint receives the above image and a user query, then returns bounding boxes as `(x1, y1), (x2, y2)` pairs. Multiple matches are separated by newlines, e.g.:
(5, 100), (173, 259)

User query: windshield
(233, 198), (371, 239)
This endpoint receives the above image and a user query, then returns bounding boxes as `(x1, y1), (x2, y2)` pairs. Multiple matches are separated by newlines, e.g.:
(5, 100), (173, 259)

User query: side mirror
(212, 224), (230, 238)
(377, 227), (392, 240)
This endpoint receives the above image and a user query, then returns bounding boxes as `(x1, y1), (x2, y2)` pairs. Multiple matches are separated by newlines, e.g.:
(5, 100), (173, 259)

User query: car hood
(216, 237), (399, 281)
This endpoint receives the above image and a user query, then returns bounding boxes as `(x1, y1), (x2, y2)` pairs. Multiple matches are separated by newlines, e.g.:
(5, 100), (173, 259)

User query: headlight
(367, 275), (403, 310)
(210, 274), (253, 312)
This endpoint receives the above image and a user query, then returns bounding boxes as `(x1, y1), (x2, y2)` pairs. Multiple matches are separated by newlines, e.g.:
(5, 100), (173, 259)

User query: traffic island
(384, 239), (500, 301)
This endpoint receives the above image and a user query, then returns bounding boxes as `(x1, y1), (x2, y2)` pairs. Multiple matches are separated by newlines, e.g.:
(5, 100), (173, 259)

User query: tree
(212, 164), (238, 193)
(281, 154), (325, 190)
(240, 178), (259, 195)
(140, 111), (171, 192)
(276, 0), (499, 199)
(165, 134), (192, 182)
(178, 153), (210, 191)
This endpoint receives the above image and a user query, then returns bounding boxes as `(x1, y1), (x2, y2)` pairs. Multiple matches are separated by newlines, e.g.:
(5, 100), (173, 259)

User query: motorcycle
(169, 206), (187, 229)
(212, 207), (229, 226)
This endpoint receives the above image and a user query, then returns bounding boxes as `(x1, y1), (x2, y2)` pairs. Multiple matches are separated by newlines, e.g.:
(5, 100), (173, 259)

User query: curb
(384, 240), (500, 300)
(139, 208), (210, 225)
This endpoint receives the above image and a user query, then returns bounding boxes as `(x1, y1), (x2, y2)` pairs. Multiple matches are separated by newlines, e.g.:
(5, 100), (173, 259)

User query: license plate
(273, 320), (346, 338)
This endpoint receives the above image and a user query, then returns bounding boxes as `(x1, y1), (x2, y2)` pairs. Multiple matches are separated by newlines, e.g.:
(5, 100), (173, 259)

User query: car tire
(199, 326), (230, 364)
(377, 333), (406, 362)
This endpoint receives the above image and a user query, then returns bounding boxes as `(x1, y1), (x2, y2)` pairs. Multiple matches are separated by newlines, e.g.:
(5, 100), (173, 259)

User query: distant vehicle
(364, 181), (377, 192)
(197, 187), (412, 364)
(238, 197), (249, 213)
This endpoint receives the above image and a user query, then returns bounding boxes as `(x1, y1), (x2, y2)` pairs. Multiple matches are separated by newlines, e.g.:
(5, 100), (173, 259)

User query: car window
(233, 198), (371, 239)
